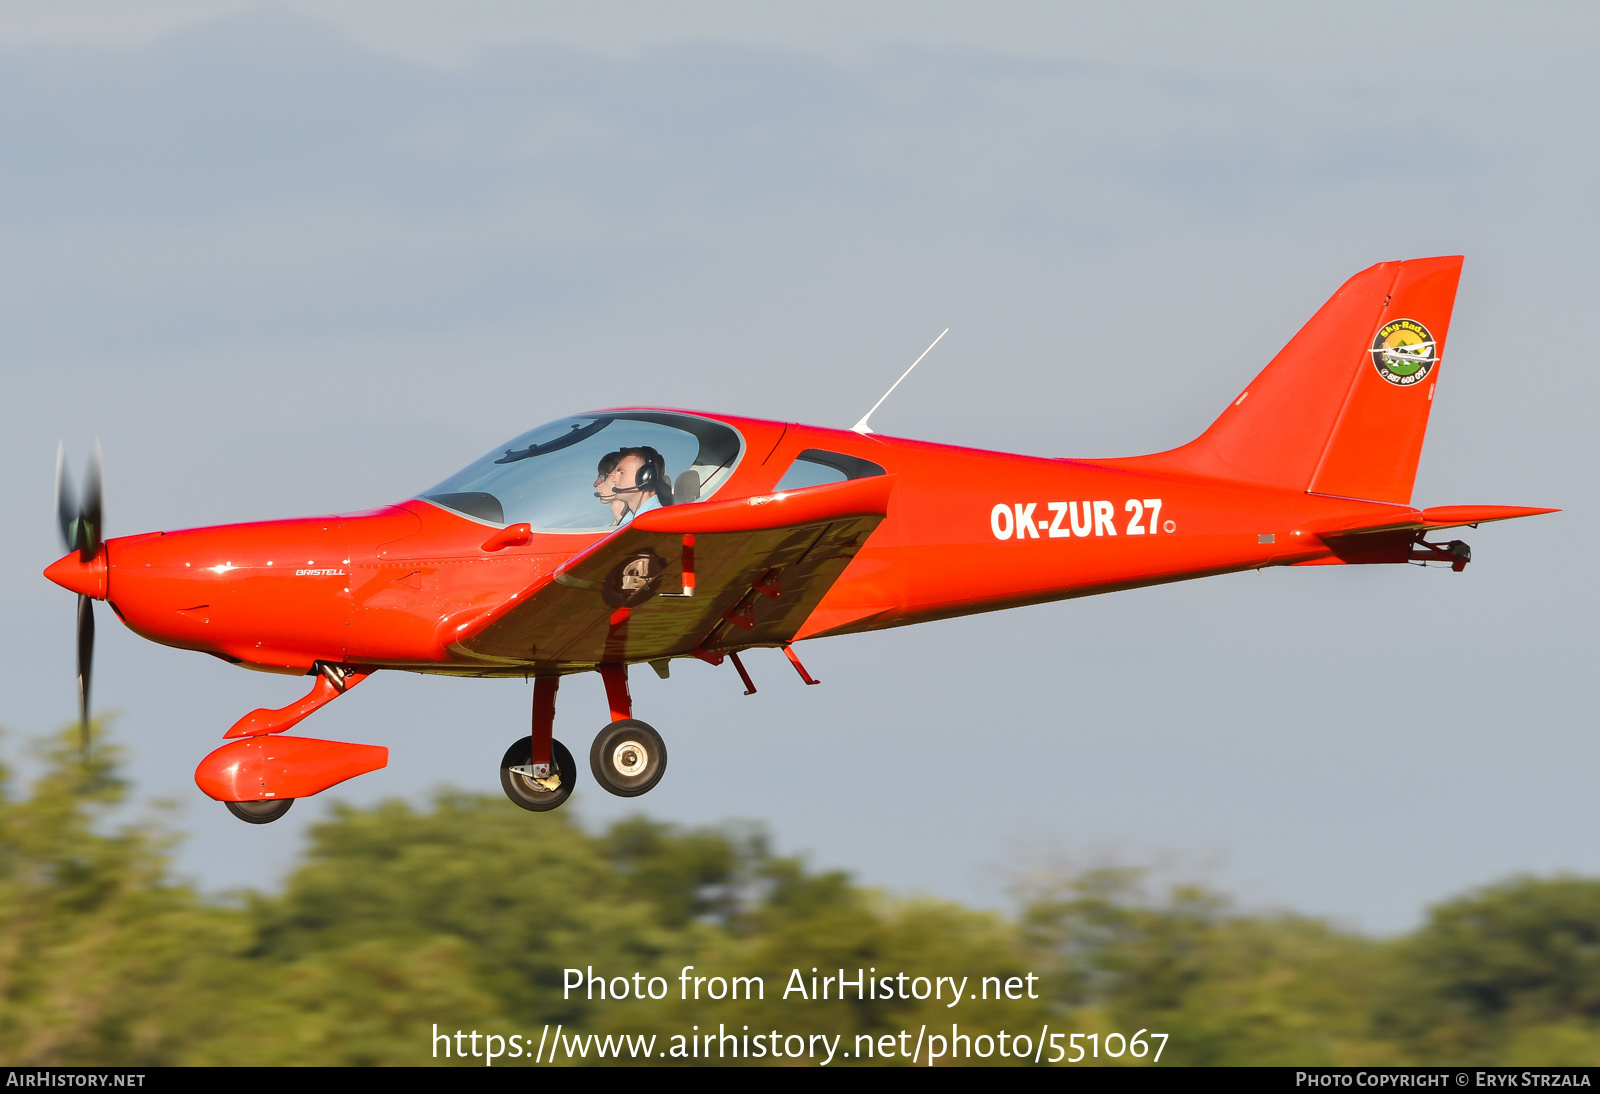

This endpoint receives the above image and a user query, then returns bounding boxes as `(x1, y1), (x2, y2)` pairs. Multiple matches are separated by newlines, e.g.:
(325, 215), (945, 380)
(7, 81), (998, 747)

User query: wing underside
(451, 478), (892, 672)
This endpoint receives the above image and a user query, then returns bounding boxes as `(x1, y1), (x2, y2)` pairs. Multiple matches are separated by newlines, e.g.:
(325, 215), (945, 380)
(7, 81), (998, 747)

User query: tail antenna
(851, 328), (948, 435)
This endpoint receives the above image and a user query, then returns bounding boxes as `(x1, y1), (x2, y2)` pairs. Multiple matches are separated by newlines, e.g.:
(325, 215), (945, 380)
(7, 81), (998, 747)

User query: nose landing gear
(200, 728), (387, 824)
(225, 799), (294, 824)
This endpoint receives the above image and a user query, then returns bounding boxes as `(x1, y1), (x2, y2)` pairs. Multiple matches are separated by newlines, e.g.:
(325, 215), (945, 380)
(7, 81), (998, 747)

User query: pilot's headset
(623, 446), (672, 505)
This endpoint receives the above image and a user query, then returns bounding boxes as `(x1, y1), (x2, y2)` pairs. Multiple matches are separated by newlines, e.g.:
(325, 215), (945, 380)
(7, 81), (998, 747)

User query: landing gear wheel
(500, 737), (576, 812)
(225, 798), (294, 824)
(590, 719), (667, 797)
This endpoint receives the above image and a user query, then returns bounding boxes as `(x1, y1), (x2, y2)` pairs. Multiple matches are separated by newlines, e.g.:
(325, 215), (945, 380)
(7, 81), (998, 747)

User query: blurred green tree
(225, 790), (1046, 1064)
(1386, 876), (1600, 1064)
(3, 724), (1600, 1066)
(0, 726), (247, 1064)
(1020, 868), (1395, 1064)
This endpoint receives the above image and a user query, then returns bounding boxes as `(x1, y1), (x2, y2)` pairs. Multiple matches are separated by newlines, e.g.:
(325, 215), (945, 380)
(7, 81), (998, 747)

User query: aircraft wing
(450, 476), (894, 670)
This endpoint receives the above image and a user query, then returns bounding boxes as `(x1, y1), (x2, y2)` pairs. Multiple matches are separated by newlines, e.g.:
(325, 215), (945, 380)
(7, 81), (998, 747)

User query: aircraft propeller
(55, 443), (103, 758)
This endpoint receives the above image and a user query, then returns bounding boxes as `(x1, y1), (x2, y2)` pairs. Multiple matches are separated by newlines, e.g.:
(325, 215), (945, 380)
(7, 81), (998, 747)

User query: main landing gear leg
(599, 664), (632, 721)
(591, 664), (668, 798)
(501, 675), (576, 812)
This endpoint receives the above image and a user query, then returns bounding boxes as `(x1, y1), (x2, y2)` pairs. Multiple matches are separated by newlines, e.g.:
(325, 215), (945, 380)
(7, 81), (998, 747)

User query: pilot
(593, 451), (627, 524)
(608, 446), (673, 525)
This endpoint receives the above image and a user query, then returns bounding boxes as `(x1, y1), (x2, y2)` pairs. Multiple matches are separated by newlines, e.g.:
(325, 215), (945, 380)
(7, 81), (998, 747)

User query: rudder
(1132, 256), (1462, 505)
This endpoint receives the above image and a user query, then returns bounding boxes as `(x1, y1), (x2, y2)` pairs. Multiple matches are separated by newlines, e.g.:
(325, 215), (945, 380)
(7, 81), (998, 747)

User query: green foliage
(1382, 876), (1600, 1062)
(0, 726), (249, 1064)
(1021, 868), (1394, 1065)
(1409, 876), (1600, 1022)
(1, 726), (1599, 1065)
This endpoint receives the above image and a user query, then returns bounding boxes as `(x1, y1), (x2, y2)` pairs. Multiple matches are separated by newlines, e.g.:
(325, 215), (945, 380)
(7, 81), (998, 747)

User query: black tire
(590, 719), (667, 797)
(225, 798), (294, 824)
(500, 737), (576, 812)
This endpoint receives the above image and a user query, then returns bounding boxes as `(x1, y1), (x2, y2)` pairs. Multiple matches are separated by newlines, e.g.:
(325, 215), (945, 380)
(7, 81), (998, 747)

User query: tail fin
(1132, 256), (1463, 505)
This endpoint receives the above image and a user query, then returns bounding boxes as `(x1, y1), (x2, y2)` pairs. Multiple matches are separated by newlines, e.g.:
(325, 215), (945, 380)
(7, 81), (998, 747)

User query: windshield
(419, 412), (744, 531)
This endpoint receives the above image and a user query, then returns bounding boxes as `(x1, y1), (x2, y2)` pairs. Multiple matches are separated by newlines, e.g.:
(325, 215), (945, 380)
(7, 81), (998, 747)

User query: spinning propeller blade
(77, 594), (94, 757)
(80, 443), (103, 563)
(55, 443), (74, 551)
(56, 443), (104, 759)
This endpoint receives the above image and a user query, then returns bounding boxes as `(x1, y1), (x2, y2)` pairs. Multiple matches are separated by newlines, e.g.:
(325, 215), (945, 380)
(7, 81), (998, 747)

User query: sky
(0, 1), (1594, 933)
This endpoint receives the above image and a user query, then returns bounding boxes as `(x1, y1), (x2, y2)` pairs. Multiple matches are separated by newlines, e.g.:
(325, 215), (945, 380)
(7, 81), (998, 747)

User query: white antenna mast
(851, 328), (948, 434)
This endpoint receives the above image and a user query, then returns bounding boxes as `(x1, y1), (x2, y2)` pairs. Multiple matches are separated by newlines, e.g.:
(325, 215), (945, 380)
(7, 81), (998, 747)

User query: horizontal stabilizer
(1416, 504), (1560, 530)
(1288, 503), (1557, 569)
(1305, 504), (1559, 541)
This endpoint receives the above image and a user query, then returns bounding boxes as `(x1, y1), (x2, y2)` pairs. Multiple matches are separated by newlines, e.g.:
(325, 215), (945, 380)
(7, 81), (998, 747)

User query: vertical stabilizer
(1130, 256), (1462, 505)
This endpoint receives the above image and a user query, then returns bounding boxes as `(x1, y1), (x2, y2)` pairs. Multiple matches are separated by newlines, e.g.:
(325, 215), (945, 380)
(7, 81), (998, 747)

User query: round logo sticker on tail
(1370, 318), (1437, 386)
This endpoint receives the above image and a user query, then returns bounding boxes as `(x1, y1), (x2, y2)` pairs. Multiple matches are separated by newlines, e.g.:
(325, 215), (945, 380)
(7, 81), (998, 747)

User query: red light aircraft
(46, 256), (1555, 823)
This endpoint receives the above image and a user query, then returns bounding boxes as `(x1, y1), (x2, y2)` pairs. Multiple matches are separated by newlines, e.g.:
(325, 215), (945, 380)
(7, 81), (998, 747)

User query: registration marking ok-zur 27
(990, 500), (1164, 540)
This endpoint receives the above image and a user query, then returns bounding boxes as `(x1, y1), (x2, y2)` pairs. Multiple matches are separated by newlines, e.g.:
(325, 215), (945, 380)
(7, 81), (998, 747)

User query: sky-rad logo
(1370, 318), (1437, 386)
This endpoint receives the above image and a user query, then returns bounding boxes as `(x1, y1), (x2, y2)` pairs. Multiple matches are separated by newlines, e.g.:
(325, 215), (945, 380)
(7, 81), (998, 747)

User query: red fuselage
(40, 258), (1559, 815)
(37, 260), (1555, 815)
(86, 409), (1421, 677)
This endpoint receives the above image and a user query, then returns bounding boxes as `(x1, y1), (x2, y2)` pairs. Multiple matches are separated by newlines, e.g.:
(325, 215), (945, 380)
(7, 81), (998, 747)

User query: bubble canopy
(418, 412), (745, 532)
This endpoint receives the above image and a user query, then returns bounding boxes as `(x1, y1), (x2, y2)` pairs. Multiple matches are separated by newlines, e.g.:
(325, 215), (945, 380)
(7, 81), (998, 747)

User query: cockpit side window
(772, 449), (886, 492)
(418, 412), (744, 532)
